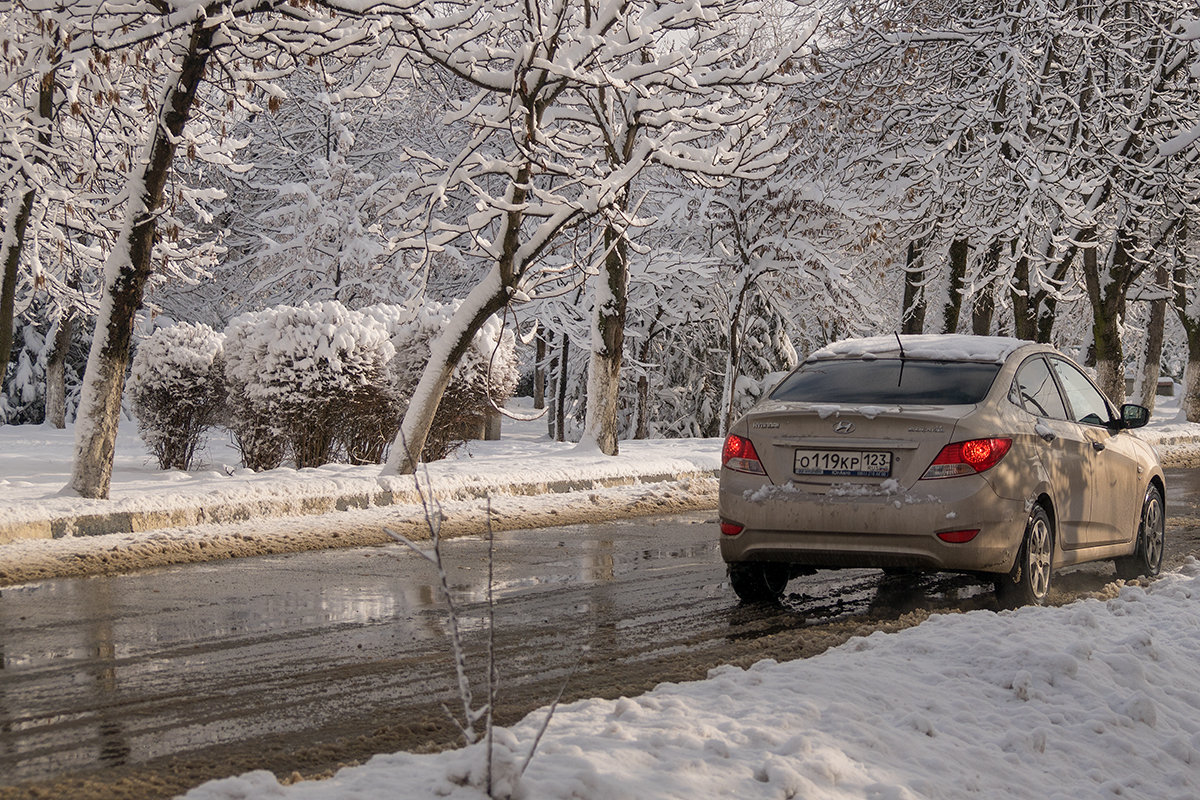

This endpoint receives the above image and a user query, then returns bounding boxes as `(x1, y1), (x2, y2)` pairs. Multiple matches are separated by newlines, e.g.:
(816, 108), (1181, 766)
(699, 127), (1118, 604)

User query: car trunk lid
(743, 401), (976, 491)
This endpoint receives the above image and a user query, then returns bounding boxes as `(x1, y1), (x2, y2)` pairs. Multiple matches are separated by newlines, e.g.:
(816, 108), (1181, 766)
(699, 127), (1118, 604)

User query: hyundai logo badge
(834, 420), (855, 434)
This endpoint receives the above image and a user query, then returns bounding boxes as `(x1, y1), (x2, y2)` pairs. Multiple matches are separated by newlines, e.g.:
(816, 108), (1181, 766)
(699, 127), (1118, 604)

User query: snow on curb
(0, 466), (718, 545)
(0, 426), (723, 545)
(0, 477), (719, 585)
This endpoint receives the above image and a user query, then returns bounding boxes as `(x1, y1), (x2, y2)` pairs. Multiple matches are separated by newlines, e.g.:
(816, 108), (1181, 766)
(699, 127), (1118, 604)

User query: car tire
(728, 562), (789, 604)
(1114, 484), (1165, 581)
(996, 504), (1054, 608)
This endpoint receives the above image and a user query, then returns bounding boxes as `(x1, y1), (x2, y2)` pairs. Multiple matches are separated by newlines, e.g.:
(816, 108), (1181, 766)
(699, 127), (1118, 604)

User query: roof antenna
(894, 332), (907, 359)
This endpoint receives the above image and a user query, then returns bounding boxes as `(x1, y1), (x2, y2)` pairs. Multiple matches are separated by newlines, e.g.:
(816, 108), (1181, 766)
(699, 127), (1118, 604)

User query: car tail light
(937, 529), (980, 543)
(922, 438), (1012, 479)
(720, 521), (744, 536)
(722, 434), (766, 475)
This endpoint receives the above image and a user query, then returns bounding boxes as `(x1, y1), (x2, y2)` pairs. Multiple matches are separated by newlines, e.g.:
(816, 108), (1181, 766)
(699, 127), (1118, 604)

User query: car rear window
(770, 359), (1002, 405)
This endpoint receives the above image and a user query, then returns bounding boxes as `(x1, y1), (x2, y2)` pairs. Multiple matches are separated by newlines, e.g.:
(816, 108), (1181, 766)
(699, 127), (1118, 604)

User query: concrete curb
(0, 469), (721, 546)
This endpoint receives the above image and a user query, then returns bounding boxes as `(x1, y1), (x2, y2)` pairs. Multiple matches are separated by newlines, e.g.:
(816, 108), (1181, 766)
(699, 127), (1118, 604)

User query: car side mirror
(1119, 403), (1150, 430)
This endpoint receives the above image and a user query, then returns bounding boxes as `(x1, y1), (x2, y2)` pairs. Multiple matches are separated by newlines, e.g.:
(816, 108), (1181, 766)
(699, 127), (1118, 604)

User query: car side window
(1013, 357), (1069, 420)
(1049, 358), (1112, 426)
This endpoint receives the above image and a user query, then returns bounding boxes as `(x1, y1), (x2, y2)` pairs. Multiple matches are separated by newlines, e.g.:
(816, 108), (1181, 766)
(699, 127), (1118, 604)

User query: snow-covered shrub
(223, 302), (395, 469)
(129, 322), (226, 470)
(364, 300), (519, 461)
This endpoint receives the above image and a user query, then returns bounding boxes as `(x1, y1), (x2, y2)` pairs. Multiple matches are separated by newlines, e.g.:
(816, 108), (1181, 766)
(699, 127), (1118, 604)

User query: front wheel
(1115, 484), (1165, 581)
(996, 505), (1054, 608)
(728, 562), (789, 604)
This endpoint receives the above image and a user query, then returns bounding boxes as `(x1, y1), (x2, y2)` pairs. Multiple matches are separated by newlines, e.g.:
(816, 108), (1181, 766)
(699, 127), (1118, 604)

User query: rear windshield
(770, 358), (1002, 405)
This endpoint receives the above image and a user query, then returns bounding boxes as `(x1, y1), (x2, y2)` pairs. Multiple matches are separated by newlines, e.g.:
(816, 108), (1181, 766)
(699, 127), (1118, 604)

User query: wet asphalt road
(2, 468), (1199, 800)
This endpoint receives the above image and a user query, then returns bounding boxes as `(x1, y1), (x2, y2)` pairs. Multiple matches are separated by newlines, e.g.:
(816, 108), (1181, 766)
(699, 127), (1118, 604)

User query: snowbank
(184, 562), (1200, 800)
(0, 401), (721, 545)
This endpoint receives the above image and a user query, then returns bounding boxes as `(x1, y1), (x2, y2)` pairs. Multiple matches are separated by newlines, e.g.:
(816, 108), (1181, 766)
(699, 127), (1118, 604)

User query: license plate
(794, 449), (892, 478)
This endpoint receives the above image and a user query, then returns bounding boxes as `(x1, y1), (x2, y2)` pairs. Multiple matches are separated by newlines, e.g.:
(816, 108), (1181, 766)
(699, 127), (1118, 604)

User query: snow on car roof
(807, 334), (1032, 364)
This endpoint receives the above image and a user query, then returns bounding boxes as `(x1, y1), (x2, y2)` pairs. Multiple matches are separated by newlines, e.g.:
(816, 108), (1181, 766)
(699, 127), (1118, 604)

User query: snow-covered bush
(365, 300), (518, 461)
(129, 322), (226, 470)
(223, 302), (396, 469)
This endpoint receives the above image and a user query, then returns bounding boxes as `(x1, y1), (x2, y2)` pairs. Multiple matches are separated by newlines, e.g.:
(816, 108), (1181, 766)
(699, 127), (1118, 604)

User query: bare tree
(381, 0), (812, 471)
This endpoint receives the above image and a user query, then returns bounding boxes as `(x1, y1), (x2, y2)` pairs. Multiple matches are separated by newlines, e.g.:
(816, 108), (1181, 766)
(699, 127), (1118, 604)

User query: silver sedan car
(719, 334), (1165, 606)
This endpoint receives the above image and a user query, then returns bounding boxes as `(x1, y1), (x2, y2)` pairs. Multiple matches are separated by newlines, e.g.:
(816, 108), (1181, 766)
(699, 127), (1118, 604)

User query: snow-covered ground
(0, 398), (720, 581)
(182, 564), (1200, 800)
(0, 398), (720, 536)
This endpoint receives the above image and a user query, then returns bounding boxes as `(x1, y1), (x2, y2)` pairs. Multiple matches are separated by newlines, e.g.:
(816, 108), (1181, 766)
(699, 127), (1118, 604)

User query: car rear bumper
(718, 470), (1027, 574)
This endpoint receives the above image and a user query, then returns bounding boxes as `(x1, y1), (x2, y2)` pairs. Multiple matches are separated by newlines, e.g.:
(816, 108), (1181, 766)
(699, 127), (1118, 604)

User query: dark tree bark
(585, 221), (629, 455)
(971, 240), (1000, 335)
(0, 190), (35, 390)
(70, 19), (216, 497)
(534, 332), (546, 410)
(634, 311), (663, 440)
(901, 237), (927, 335)
(555, 332), (570, 443)
(942, 237), (969, 334)
(0, 57), (56, 398)
(1081, 227), (1131, 405)
(45, 309), (74, 428)
(1139, 264), (1168, 412)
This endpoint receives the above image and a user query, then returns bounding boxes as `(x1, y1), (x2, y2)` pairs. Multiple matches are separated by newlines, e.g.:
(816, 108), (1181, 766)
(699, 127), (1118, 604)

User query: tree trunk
(1036, 290), (1060, 345)
(582, 224), (628, 455)
(942, 237), (968, 334)
(0, 48), (56, 400)
(385, 273), (509, 473)
(1183, 327), (1200, 423)
(901, 237), (927, 335)
(1173, 225), (1198, 421)
(720, 276), (750, 437)
(555, 332), (569, 443)
(45, 308), (73, 428)
(387, 153), (545, 474)
(971, 285), (995, 336)
(1138, 264), (1168, 413)
(972, 240), (1000, 336)
(634, 315), (660, 440)
(635, 374), (649, 439)
(1081, 231), (1127, 405)
(0, 188), (35, 392)
(1010, 250), (1035, 340)
(70, 19), (215, 498)
(533, 332), (546, 410)
(545, 331), (558, 438)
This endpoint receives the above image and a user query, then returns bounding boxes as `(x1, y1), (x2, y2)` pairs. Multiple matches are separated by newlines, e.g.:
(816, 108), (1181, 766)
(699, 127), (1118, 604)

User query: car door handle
(1039, 430), (1056, 442)
(1092, 441), (1106, 452)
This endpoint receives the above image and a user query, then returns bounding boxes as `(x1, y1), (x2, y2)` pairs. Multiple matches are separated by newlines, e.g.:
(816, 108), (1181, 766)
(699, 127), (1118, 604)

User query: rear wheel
(996, 505), (1053, 608)
(728, 562), (789, 604)
(1115, 484), (1164, 581)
